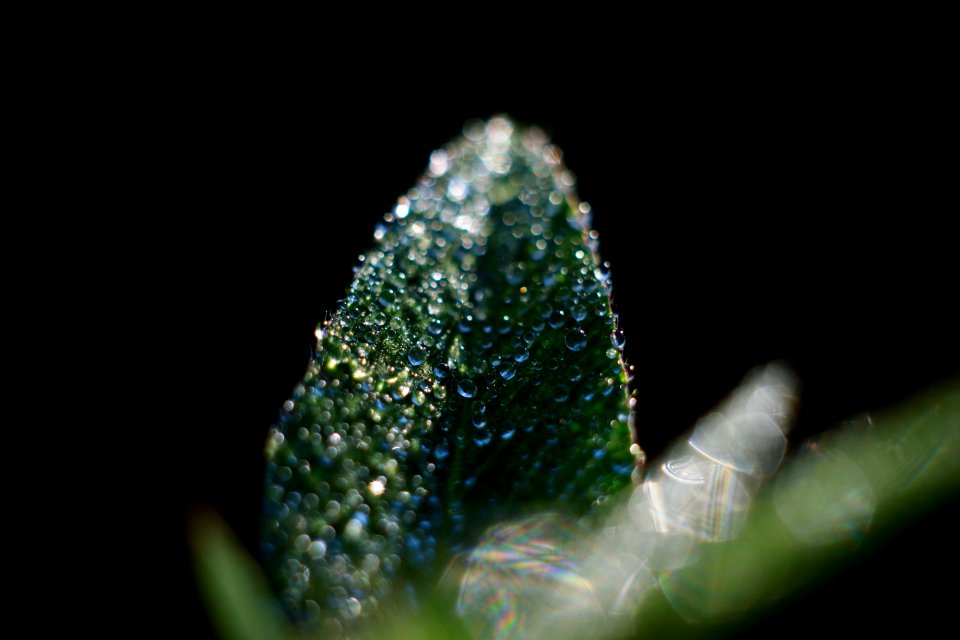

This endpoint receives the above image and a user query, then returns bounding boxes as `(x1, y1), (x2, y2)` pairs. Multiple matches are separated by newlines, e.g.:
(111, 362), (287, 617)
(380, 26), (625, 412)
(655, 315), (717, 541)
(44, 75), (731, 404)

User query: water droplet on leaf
(457, 379), (477, 398)
(407, 345), (427, 366)
(565, 329), (587, 351)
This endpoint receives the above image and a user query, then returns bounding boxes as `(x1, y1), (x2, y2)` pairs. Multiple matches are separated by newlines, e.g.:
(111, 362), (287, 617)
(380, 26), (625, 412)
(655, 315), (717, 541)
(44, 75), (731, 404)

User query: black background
(148, 68), (957, 638)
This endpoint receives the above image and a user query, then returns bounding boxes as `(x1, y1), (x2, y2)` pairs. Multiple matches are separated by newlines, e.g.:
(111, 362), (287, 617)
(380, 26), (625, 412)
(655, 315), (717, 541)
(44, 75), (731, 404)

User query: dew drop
(498, 363), (517, 380)
(565, 329), (587, 351)
(294, 533), (311, 553)
(427, 318), (444, 336)
(611, 328), (626, 349)
(548, 310), (566, 329)
(407, 344), (427, 366)
(345, 518), (364, 539)
(572, 306), (588, 322)
(378, 287), (398, 308)
(345, 597), (362, 619)
(553, 384), (570, 403)
(308, 540), (327, 559)
(325, 500), (341, 518)
(457, 379), (477, 398)
(513, 345), (530, 362)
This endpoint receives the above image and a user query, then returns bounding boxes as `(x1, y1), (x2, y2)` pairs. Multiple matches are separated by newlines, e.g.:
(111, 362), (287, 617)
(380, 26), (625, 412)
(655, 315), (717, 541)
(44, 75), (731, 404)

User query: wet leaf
(261, 116), (641, 633)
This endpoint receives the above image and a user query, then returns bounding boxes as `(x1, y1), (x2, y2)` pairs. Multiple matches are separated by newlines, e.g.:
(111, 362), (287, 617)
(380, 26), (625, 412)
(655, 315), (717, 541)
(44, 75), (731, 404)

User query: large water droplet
(565, 329), (587, 351)
(345, 597), (362, 618)
(548, 310), (566, 329)
(307, 540), (326, 559)
(407, 344), (427, 366)
(499, 363), (517, 380)
(611, 328), (626, 349)
(427, 318), (444, 336)
(457, 379), (477, 398)
(378, 287), (398, 308)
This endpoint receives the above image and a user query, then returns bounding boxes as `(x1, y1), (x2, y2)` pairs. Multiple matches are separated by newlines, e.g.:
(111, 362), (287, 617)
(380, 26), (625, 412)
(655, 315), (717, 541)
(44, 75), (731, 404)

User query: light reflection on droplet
(407, 344), (427, 367)
(345, 597), (362, 619)
(564, 329), (587, 351)
(308, 540), (327, 559)
(457, 379), (477, 398)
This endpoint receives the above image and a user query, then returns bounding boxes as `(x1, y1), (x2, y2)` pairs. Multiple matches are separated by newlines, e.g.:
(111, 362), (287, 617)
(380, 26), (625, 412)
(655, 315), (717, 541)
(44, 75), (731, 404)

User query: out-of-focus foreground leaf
(632, 377), (960, 638)
(260, 116), (640, 634)
(191, 512), (296, 640)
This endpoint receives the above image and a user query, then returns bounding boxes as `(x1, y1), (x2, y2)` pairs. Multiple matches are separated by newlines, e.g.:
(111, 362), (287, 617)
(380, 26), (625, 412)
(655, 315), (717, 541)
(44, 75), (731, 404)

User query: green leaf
(261, 116), (640, 633)
(191, 511), (298, 640)
(633, 378), (960, 638)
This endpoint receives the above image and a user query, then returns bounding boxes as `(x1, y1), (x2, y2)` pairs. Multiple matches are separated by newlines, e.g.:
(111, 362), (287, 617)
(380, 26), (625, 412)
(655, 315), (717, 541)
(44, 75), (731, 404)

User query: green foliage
(260, 117), (638, 633)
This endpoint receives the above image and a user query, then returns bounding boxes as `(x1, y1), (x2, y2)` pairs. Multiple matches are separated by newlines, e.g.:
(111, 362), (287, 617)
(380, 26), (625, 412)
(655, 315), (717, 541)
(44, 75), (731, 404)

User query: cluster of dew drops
(261, 116), (642, 635)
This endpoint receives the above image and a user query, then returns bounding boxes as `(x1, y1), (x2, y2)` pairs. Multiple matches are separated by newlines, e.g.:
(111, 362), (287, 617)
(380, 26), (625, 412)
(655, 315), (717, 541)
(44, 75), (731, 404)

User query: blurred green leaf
(191, 511), (298, 640)
(634, 378), (960, 638)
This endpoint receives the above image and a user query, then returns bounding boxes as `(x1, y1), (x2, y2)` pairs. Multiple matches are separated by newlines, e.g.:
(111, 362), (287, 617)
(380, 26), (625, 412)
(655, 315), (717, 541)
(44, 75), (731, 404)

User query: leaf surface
(261, 116), (640, 632)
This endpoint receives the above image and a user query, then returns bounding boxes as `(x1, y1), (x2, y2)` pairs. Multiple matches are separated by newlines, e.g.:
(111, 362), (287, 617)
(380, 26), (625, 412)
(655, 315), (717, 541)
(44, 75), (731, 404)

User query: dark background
(149, 71), (956, 637)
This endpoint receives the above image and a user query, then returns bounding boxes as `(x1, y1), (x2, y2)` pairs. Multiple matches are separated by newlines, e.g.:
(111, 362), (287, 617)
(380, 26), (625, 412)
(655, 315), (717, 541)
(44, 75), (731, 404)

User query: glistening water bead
(565, 328), (588, 351)
(407, 344), (428, 367)
(261, 116), (642, 635)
